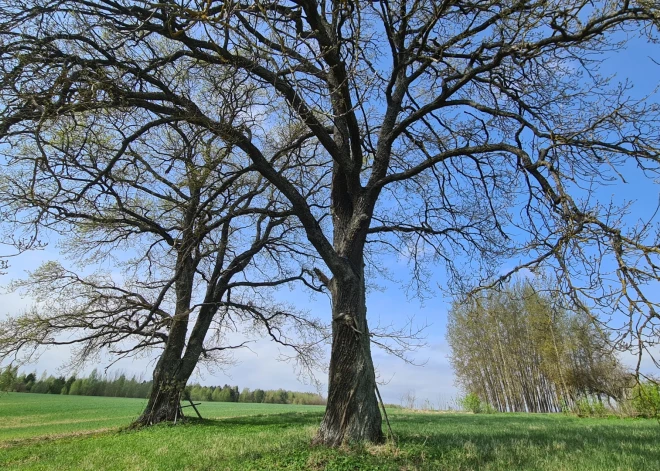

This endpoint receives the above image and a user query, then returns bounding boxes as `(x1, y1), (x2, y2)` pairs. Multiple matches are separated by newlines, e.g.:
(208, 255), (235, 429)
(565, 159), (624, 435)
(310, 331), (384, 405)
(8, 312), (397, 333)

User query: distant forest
(0, 366), (326, 406)
(447, 282), (630, 413)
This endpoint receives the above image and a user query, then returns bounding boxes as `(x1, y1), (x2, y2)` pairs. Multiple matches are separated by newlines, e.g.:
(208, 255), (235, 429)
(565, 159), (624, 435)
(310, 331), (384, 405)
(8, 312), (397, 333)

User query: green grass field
(1, 393), (658, 470)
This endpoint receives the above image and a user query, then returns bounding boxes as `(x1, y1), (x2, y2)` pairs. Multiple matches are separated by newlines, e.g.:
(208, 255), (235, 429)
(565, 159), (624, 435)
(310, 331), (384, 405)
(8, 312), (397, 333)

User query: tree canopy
(0, 106), (326, 423)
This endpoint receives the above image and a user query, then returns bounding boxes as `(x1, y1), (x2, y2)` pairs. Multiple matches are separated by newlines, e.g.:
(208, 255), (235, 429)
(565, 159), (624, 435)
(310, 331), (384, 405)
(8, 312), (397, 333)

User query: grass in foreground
(1, 393), (658, 470)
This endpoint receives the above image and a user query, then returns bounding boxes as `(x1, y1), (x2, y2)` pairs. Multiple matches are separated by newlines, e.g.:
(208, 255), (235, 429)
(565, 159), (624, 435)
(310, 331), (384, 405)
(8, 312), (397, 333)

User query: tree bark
(133, 309), (192, 426)
(133, 302), (222, 426)
(134, 246), (196, 426)
(313, 274), (383, 446)
(134, 364), (186, 426)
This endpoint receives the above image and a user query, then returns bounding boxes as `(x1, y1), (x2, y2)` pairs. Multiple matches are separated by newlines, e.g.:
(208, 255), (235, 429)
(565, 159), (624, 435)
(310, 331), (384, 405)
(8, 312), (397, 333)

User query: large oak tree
(2, 1), (660, 445)
(0, 109), (324, 425)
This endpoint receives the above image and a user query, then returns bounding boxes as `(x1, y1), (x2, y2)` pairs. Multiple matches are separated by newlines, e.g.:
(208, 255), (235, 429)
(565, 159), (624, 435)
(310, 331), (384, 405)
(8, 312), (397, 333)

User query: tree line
(187, 384), (325, 405)
(0, 366), (325, 405)
(447, 282), (631, 413)
(0, 367), (151, 398)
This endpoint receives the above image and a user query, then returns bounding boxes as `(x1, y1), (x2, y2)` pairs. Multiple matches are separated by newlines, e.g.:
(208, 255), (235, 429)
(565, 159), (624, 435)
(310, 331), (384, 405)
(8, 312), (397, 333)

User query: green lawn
(0, 393), (324, 441)
(1, 393), (658, 470)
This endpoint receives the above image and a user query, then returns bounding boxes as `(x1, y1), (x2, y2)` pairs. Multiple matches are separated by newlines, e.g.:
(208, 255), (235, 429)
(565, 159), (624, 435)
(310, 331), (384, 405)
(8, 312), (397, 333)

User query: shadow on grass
(390, 413), (660, 468)
(186, 412), (659, 469)
(186, 411), (323, 428)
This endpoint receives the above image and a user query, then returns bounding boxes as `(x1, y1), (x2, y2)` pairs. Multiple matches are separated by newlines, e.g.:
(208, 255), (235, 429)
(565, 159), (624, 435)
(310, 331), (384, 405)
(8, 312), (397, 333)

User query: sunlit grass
(1, 393), (658, 470)
(0, 393), (323, 441)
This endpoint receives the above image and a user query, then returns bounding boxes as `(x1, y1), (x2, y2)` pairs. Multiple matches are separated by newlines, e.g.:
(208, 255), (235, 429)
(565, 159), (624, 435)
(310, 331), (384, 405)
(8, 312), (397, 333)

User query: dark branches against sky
(0, 106), (326, 424)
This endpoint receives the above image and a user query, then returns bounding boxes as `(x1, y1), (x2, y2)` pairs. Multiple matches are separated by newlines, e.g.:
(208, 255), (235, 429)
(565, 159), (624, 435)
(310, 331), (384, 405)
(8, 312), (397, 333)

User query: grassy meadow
(1, 392), (658, 470)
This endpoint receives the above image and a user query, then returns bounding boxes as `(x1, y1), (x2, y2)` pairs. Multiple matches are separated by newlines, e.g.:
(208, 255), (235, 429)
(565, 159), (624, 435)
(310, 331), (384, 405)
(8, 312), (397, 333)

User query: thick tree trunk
(133, 326), (192, 426)
(313, 275), (383, 446)
(133, 297), (223, 426)
(134, 305), (192, 426)
(134, 246), (200, 427)
(134, 365), (186, 426)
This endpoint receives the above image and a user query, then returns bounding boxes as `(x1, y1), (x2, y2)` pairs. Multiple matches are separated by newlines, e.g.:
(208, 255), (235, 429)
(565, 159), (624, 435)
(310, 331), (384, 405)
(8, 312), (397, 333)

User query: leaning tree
(0, 100), (325, 424)
(2, 1), (660, 445)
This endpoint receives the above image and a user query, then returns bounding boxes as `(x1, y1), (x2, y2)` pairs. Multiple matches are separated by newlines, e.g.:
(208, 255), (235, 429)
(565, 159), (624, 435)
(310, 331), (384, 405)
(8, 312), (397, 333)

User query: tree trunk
(134, 245), (199, 426)
(134, 303), (192, 426)
(313, 275), (383, 446)
(134, 364), (186, 426)
(133, 304), (221, 426)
